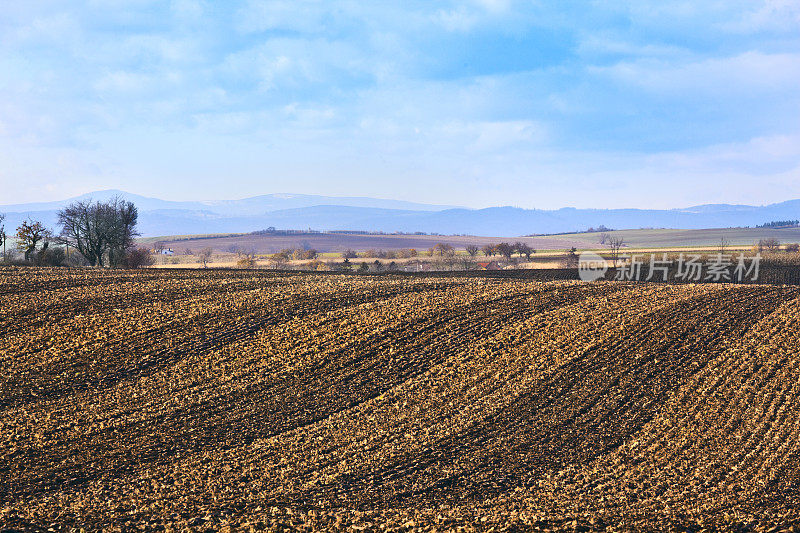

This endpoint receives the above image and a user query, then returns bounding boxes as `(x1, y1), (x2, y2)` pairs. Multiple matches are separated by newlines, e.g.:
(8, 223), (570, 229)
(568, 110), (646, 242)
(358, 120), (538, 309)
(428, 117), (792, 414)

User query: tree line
(0, 196), (151, 268)
(757, 220), (799, 228)
(339, 242), (538, 261)
(477, 242), (535, 260)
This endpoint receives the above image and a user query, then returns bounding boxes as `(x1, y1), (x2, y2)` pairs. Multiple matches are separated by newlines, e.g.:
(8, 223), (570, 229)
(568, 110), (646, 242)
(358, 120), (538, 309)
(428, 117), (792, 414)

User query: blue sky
(1, 0), (798, 209)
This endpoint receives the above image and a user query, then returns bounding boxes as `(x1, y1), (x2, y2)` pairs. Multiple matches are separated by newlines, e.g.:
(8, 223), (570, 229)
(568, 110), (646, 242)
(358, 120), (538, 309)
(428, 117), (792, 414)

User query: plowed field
(2, 267), (800, 531)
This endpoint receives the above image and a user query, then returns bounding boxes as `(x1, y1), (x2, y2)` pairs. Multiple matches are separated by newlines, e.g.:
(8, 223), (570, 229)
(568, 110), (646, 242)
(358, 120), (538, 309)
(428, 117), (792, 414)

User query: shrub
(759, 238), (780, 252)
(269, 252), (288, 269)
(237, 255), (257, 269)
(560, 247), (579, 268)
(123, 248), (155, 269)
(198, 248), (213, 268)
(37, 246), (66, 267)
(307, 259), (327, 271)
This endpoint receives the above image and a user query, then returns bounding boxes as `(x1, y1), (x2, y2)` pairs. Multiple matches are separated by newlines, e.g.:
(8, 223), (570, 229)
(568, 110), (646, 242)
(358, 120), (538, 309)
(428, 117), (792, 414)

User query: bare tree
(608, 236), (624, 267)
(431, 243), (455, 257)
(515, 243), (534, 260)
(198, 247), (213, 268)
(57, 197), (139, 267)
(341, 249), (357, 259)
(236, 249), (258, 269)
(761, 238), (780, 252)
(465, 244), (479, 257)
(481, 244), (495, 257)
(107, 199), (139, 267)
(0, 213), (6, 262)
(494, 242), (515, 260)
(718, 236), (729, 254)
(599, 232), (610, 245)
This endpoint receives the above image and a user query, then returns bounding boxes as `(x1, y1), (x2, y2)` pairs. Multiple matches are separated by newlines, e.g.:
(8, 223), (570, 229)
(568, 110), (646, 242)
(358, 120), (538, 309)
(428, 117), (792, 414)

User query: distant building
(160, 248), (174, 255)
(403, 260), (431, 272)
(476, 261), (502, 270)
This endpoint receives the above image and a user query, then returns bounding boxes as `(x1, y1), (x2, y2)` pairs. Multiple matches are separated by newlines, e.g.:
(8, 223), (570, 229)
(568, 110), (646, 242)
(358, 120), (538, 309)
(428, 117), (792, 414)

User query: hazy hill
(0, 190), (456, 216)
(1, 190), (798, 237)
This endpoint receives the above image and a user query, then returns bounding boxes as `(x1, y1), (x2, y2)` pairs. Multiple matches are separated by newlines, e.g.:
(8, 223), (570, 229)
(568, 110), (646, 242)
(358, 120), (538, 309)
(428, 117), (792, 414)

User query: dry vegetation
(153, 233), (588, 256)
(2, 267), (800, 531)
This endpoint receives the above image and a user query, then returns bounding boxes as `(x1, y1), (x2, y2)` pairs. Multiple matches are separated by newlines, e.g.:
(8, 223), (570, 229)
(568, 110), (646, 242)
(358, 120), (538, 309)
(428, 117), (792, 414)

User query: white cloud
(221, 37), (375, 92)
(171, 0), (204, 20)
(576, 35), (690, 60)
(590, 51), (800, 96)
(93, 71), (159, 93)
(1, 1), (799, 208)
(473, 0), (511, 14)
(644, 134), (800, 175)
(434, 8), (480, 32)
(235, 0), (330, 34)
(116, 34), (199, 64)
(718, 0), (800, 34)
(12, 12), (80, 45)
(435, 120), (547, 151)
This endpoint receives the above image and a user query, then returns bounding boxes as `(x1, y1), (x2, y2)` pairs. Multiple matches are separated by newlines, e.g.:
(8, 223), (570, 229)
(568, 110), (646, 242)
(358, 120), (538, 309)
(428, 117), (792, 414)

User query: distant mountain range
(1, 190), (798, 237)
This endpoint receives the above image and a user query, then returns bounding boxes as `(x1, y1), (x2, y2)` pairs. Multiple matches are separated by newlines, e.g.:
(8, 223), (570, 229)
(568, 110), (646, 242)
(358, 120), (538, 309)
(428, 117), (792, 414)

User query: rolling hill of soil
(147, 226), (800, 256)
(2, 268), (800, 531)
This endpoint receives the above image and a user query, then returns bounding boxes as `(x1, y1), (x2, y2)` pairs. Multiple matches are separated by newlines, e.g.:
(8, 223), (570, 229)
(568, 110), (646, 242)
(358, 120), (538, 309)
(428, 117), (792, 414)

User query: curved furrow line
(462, 284), (792, 516)
(4, 269), (800, 531)
(570, 290), (800, 516)
(253, 284), (683, 507)
(2, 280), (610, 500)
(663, 296), (800, 483)
(0, 277), (465, 410)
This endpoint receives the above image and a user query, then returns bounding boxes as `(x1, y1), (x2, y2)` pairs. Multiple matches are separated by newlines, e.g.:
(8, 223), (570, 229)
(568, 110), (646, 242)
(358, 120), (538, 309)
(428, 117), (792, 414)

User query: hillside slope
(1, 269), (799, 531)
(2, 190), (799, 236)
